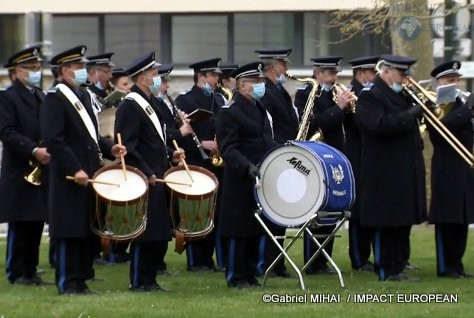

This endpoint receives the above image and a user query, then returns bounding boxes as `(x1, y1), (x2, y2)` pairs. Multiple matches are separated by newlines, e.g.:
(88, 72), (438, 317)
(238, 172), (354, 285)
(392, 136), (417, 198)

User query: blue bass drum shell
(254, 140), (355, 227)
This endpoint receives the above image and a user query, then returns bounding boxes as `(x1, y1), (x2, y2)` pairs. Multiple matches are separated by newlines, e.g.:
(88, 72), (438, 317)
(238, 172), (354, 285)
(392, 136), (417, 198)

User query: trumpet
(210, 136), (224, 167)
(332, 83), (358, 113)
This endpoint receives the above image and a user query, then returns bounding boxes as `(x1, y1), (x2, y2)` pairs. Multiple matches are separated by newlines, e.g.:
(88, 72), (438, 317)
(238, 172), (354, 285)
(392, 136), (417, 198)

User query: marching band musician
(355, 54), (427, 281)
(254, 47), (298, 278)
(428, 61), (473, 279)
(155, 63), (193, 144)
(110, 67), (132, 106)
(114, 51), (184, 292)
(346, 56), (379, 272)
(40, 45), (126, 294)
(216, 61), (276, 288)
(0, 46), (51, 286)
(294, 56), (353, 275)
(216, 63), (238, 101)
(86, 52), (115, 107)
(175, 58), (224, 272)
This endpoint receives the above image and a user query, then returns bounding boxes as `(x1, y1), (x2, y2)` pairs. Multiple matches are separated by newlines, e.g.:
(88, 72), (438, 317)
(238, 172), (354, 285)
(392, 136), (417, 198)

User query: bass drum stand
(254, 206), (350, 290)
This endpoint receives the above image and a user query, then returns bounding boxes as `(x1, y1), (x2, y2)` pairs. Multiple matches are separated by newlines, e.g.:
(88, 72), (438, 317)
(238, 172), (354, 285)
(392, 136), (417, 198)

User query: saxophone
(287, 73), (323, 141)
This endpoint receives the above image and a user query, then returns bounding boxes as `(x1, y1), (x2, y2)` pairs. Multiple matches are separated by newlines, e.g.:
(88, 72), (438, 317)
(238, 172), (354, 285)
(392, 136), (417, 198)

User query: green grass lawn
(0, 225), (472, 318)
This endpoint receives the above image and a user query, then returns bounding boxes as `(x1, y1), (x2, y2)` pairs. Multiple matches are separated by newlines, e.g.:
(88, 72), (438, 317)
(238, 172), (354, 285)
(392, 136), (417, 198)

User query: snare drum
(164, 165), (218, 248)
(91, 164), (148, 242)
(255, 141), (355, 227)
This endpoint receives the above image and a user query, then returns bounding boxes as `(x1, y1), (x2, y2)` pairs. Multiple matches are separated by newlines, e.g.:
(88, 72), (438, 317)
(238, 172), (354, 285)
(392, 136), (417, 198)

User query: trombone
(375, 60), (473, 167)
(404, 76), (473, 167)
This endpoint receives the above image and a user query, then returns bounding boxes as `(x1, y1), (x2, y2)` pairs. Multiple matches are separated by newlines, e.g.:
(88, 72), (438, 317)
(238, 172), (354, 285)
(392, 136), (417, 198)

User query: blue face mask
(95, 81), (104, 90)
(391, 82), (403, 93)
(322, 83), (333, 92)
(276, 74), (287, 85)
(73, 68), (88, 85)
(148, 76), (162, 97)
(250, 82), (266, 100)
(202, 82), (213, 96)
(26, 71), (42, 86)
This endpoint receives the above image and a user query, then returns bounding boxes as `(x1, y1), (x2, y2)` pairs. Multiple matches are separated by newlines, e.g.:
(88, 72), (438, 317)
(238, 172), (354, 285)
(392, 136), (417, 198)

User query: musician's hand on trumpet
(73, 169), (89, 186)
(33, 147), (51, 165)
(336, 89), (354, 110)
(111, 144), (127, 159)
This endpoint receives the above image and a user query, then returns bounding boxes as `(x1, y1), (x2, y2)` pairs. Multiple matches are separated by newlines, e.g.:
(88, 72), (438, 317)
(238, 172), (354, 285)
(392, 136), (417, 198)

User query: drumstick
(116, 132), (127, 181)
(66, 176), (120, 187)
(155, 178), (192, 186)
(172, 139), (194, 183)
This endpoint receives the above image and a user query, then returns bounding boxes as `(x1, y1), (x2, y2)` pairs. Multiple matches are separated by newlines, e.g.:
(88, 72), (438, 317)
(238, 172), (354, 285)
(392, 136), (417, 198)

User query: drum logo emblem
(331, 164), (344, 184)
(287, 157), (311, 176)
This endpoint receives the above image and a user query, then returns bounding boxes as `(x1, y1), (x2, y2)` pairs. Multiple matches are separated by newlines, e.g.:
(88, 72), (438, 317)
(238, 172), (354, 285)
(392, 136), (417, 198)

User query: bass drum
(254, 140), (355, 227)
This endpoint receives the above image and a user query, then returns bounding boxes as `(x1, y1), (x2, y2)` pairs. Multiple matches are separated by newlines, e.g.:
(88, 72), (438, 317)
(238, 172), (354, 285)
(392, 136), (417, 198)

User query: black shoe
(228, 280), (250, 289)
(13, 276), (35, 285)
(268, 269), (292, 278)
(157, 270), (171, 276)
(405, 263), (420, 270)
(247, 277), (261, 287)
(439, 271), (463, 279)
(188, 266), (214, 272)
(357, 262), (374, 272)
(129, 283), (170, 292)
(314, 267), (337, 275)
(61, 288), (84, 295)
(386, 273), (420, 282)
(30, 275), (54, 286)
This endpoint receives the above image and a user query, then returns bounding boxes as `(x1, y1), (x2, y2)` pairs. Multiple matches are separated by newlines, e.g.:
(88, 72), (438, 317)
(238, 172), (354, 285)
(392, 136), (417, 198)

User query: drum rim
(92, 164), (149, 206)
(255, 142), (327, 227)
(163, 164), (219, 199)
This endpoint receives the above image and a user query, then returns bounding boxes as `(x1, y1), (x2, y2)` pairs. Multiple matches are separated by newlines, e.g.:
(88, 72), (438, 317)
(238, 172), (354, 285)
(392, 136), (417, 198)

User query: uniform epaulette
(297, 84), (309, 90)
(47, 87), (58, 94)
(221, 101), (235, 109)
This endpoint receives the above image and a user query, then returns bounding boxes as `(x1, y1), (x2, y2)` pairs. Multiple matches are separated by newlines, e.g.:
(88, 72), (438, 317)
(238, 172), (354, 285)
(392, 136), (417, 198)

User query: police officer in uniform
(40, 45), (126, 294)
(294, 56), (353, 275)
(216, 63), (238, 101)
(0, 46), (51, 285)
(216, 61), (276, 288)
(428, 61), (473, 278)
(87, 53), (115, 104)
(355, 55), (427, 281)
(252, 48), (298, 278)
(346, 56), (379, 272)
(114, 51), (184, 291)
(175, 58), (224, 272)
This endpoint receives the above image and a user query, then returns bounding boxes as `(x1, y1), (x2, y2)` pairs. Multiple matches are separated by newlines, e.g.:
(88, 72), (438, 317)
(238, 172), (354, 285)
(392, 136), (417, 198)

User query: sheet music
(436, 83), (457, 105)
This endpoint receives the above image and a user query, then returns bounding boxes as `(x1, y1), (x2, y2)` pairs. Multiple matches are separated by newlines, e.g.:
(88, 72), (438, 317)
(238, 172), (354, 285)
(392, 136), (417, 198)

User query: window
(52, 16), (99, 58)
(0, 14), (25, 65)
(105, 14), (160, 68)
(171, 15), (227, 65)
(234, 13), (294, 64)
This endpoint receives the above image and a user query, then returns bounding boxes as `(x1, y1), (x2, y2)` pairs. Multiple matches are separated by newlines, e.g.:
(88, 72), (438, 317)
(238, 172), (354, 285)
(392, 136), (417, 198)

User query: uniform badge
(331, 164), (344, 184)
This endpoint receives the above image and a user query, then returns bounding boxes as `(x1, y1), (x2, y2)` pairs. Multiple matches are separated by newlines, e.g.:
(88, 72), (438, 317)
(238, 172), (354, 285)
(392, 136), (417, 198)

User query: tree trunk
(388, 0), (434, 80)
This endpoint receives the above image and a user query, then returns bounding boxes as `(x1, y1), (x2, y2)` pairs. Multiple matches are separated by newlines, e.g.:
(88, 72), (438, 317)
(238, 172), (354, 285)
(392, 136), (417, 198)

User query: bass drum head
(255, 144), (326, 227)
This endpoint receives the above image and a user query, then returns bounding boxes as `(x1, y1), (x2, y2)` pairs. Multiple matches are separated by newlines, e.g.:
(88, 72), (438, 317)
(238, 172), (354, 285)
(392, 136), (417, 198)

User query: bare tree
(328, 0), (437, 79)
